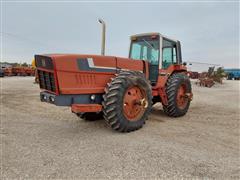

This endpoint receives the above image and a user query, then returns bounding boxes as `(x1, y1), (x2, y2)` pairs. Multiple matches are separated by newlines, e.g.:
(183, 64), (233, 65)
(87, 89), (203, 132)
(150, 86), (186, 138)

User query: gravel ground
(1, 77), (240, 179)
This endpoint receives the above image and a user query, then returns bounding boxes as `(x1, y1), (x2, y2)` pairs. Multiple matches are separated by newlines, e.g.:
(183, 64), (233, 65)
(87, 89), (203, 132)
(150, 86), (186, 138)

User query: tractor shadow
(149, 109), (166, 122)
(71, 104), (169, 134)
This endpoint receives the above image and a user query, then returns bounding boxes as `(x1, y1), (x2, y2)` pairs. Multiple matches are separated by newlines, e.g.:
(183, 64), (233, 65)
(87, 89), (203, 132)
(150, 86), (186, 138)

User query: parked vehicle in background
(0, 68), (4, 77)
(224, 68), (240, 80)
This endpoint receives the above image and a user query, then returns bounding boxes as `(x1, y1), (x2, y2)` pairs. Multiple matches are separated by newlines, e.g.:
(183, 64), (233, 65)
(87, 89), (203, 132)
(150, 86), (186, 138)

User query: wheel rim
(123, 86), (148, 121)
(176, 84), (188, 110)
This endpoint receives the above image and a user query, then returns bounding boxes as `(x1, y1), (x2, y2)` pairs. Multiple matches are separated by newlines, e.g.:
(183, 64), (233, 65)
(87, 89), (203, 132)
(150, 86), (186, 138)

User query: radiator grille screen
(38, 70), (56, 92)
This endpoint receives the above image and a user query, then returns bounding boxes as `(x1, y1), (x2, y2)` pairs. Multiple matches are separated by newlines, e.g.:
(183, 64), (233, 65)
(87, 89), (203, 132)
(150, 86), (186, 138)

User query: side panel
(54, 55), (117, 94)
(57, 72), (114, 94)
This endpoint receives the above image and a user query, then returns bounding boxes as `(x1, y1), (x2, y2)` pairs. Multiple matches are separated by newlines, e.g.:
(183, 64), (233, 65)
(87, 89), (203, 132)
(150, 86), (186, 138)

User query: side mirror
(183, 62), (187, 66)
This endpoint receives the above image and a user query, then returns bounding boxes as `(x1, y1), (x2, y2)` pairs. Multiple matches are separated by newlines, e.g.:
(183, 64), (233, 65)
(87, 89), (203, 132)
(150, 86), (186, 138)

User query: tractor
(36, 19), (193, 132)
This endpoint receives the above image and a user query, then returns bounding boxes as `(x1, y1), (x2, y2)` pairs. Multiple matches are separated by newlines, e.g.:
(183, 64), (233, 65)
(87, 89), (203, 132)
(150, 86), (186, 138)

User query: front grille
(38, 70), (56, 92)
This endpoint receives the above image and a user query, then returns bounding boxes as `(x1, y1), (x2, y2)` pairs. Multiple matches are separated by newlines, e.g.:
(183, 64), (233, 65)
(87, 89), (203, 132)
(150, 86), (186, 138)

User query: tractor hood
(35, 54), (146, 95)
(35, 54), (145, 73)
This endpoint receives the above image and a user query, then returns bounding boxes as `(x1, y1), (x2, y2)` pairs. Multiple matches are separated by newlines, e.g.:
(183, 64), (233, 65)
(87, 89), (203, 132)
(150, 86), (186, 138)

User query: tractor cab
(129, 33), (182, 83)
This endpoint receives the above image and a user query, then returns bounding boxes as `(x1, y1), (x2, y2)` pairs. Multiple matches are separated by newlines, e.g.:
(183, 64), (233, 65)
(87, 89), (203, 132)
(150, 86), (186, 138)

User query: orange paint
(71, 104), (102, 113)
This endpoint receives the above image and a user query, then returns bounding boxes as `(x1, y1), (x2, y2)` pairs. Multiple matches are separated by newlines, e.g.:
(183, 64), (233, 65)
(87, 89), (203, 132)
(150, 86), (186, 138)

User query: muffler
(98, 18), (106, 56)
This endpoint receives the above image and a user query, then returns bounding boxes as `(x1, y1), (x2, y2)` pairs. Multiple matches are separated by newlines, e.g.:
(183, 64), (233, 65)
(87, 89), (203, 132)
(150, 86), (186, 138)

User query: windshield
(130, 37), (159, 65)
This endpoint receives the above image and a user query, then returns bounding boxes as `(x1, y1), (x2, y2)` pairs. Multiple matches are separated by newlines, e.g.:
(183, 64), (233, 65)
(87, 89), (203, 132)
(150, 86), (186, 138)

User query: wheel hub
(123, 86), (147, 121)
(176, 84), (188, 109)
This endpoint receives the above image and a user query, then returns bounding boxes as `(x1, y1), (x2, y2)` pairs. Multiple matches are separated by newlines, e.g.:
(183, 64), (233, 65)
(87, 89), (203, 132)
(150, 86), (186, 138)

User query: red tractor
(36, 20), (192, 132)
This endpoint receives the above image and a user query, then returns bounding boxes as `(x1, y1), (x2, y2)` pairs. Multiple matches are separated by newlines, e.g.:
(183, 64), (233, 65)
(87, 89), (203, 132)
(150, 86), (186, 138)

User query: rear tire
(77, 112), (103, 121)
(163, 73), (192, 117)
(102, 71), (152, 132)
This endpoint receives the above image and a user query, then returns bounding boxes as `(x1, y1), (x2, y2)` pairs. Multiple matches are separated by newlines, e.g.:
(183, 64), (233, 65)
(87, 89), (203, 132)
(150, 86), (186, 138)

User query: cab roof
(130, 32), (179, 42)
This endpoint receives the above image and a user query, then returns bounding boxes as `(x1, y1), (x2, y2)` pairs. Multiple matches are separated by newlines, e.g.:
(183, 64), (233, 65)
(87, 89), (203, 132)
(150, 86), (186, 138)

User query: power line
(0, 31), (71, 52)
(0, 31), (47, 46)
(186, 61), (221, 66)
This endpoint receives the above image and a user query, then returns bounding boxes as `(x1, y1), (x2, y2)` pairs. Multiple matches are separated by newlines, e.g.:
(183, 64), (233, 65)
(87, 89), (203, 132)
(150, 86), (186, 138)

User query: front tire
(102, 71), (152, 132)
(163, 73), (192, 117)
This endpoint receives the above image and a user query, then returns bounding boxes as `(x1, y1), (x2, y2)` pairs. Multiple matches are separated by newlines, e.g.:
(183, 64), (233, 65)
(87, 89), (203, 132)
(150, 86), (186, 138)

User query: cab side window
(162, 39), (177, 69)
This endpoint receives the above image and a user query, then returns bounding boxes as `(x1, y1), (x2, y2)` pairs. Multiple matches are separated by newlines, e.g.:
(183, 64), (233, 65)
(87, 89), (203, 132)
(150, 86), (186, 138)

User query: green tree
(21, 62), (29, 67)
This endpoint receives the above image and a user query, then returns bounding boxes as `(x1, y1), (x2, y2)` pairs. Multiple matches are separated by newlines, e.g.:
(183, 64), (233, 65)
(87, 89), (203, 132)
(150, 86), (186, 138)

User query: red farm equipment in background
(3, 67), (13, 76)
(187, 71), (199, 79)
(3, 67), (35, 76)
(12, 67), (35, 76)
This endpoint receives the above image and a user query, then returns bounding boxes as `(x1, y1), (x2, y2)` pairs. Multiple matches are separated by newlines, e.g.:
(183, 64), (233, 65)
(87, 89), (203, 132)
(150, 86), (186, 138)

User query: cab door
(162, 38), (179, 69)
(145, 46), (159, 83)
(129, 36), (160, 84)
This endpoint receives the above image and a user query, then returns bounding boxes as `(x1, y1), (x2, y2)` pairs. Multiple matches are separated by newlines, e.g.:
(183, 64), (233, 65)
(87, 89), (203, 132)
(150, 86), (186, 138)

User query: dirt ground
(1, 77), (240, 179)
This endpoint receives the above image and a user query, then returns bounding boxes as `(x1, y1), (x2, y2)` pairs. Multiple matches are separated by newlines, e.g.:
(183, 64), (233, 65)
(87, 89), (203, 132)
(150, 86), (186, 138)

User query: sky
(1, 1), (239, 70)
